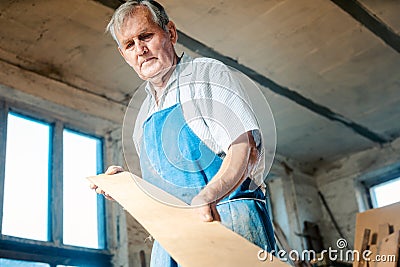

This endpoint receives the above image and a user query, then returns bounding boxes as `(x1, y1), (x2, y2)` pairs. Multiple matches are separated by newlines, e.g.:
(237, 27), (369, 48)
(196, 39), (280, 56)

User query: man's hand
(89, 165), (124, 200)
(189, 132), (257, 222)
(191, 195), (221, 222)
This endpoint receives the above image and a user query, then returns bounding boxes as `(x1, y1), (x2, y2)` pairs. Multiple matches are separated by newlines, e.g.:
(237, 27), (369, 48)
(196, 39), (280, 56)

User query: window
(0, 258), (50, 266)
(370, 177), (400, 208)
(0, 103), (111, 266)
(63, 129), (104, 249)
(359, 168), (400, 210)
(2, 113), (50, 241)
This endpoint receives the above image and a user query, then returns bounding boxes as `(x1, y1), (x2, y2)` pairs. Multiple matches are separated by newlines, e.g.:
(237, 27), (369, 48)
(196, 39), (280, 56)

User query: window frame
(368, 176), (400, 208)
(357, 165), (400, 210)
(0, 100), (112, 267)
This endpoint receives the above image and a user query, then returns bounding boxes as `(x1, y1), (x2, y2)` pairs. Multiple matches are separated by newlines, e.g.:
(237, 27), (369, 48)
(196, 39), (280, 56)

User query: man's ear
(118, 46), (125, 58)
(167, 21), (178, 44)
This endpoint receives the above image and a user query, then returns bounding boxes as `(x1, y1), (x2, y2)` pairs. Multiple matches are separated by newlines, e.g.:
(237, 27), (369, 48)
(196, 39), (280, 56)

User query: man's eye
(126, 42), (134, 49)
(141, 34), (153, 41)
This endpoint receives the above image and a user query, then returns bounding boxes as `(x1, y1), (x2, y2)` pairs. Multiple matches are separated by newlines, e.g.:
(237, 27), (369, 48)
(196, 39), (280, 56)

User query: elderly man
(91, 0), (275, 266)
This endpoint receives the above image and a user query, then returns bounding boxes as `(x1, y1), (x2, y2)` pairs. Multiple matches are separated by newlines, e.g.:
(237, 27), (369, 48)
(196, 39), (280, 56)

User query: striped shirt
(133, 54), (265, 189)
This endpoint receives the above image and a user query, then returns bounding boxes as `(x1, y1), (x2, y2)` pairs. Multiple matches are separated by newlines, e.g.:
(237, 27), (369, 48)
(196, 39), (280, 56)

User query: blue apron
(139, 74), (275, 267)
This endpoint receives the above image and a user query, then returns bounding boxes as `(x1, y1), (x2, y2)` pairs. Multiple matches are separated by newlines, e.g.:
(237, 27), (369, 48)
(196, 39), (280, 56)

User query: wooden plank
(369, 243), (378, 267)
(376, 230), (399, 267)
(88, 172), (287, 267)
(358, 228), (371, 267)
(139, 250), (146, 267)
(378, 223), (391, 243)
(354, 202), (400, 267)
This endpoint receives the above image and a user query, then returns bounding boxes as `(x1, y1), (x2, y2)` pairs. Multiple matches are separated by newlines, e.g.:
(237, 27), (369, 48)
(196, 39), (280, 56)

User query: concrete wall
(315, 137), (400, 250)
(268, 159), (324, 253)
(269, 136), (400, 254)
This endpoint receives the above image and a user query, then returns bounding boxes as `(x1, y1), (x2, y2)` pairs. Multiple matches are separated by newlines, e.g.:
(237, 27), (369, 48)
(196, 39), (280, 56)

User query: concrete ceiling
(0, 0), (399, 172)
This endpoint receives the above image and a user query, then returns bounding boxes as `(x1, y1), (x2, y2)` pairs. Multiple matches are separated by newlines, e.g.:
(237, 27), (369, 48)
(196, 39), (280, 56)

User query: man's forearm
(194, 131), (257, 204)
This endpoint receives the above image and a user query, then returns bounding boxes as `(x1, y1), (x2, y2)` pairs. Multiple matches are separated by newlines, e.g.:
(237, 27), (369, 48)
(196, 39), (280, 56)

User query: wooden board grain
(354, 202), (400, 267)
(376, 230), (399, 267)
(88, 172), (287, 267)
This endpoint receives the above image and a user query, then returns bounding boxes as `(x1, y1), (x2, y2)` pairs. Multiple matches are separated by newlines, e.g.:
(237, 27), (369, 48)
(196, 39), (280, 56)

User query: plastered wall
(269, 137), (400, 255)
(268, 161), (323, 253)
(106, 127), (153, 267)
(315, 137), (400, 250)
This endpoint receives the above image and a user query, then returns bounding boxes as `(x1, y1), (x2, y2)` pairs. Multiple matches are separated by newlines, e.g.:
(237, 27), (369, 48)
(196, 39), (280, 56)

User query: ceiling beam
(331, 0), (400, 54)
(177, 31), (388, 144)
(95, 0), (121, 9)
(94, 0), (389, 144)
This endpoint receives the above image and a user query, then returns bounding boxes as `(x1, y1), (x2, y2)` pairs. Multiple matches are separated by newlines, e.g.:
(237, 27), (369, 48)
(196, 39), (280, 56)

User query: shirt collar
(144, 53), (193, 97)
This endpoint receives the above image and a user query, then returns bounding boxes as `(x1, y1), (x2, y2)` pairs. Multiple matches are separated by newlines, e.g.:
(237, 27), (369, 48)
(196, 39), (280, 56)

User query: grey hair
(106, 0), (169, 46)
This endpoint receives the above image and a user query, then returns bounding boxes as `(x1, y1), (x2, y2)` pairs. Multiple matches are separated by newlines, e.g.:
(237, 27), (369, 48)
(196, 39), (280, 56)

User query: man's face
(116, 6), (177, 83)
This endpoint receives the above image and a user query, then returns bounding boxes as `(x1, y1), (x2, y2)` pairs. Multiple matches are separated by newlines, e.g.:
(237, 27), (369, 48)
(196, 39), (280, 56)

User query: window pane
(0, 258), (49, 266)
(370, 177), (400, 208)
(63, 129), (103, 248)
(2, 113), (50, 241)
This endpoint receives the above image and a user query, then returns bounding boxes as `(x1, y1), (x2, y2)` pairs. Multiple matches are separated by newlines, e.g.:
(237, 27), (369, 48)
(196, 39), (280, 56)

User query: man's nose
(136, 41), (148, 55)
